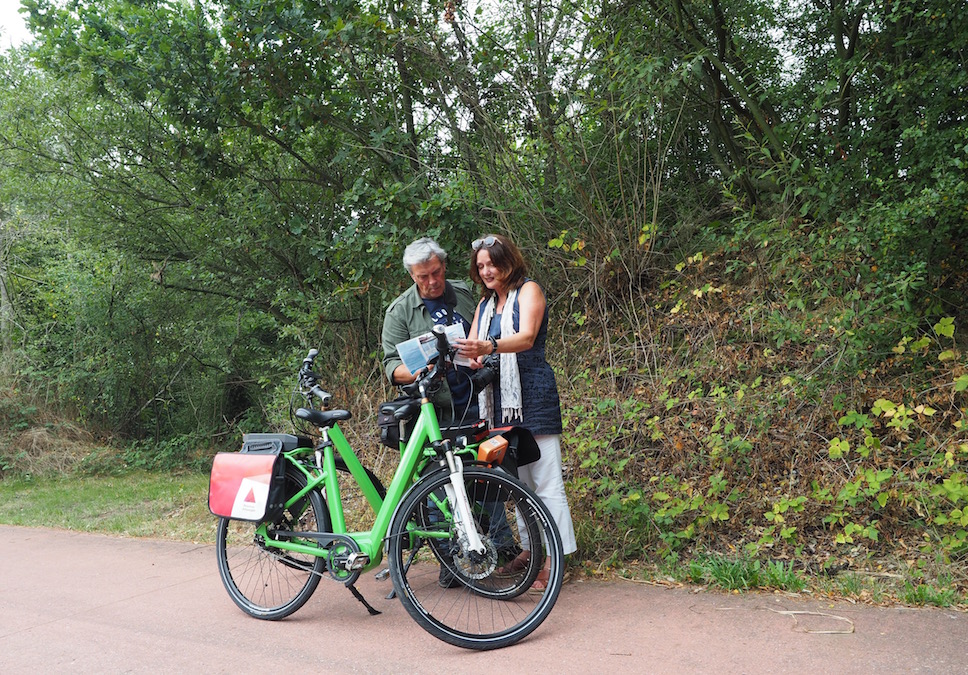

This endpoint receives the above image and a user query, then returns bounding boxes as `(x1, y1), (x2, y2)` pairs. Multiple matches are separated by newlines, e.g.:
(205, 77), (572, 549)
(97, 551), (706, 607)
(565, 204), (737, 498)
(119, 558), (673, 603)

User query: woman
(456, 234), (577, 589)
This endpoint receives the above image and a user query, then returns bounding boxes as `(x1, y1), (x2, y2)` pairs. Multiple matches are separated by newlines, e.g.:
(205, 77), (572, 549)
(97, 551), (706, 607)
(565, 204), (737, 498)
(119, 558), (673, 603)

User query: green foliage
(685, 552), (806, 592)
(817, 319), (968, 562)
(902, 582), (960, 608)
(120, 435), (214, 474)
(563, 227), (966, 596)
(2, 0), (966, 601)
(0, 395), (38, 434)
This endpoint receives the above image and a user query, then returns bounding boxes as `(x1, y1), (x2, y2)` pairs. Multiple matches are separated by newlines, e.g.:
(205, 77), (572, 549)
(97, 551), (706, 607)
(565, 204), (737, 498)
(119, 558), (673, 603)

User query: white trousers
(516, 434), (577, 555)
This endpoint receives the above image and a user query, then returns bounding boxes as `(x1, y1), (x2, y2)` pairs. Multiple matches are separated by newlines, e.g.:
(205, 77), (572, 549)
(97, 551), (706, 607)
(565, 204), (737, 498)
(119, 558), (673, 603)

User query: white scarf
(476, 288), (522, 425)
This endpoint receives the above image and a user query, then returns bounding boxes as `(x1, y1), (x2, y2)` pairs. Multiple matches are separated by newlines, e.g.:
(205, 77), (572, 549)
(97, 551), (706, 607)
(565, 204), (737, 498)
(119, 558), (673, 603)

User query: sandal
(528, 566), (550, 594)
(528, 560), (575, 593)
(496, 550), (531, 576)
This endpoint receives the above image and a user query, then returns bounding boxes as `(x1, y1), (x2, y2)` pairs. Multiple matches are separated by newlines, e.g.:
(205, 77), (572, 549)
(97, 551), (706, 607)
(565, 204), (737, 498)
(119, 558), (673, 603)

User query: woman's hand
(456, 337), (493, 361)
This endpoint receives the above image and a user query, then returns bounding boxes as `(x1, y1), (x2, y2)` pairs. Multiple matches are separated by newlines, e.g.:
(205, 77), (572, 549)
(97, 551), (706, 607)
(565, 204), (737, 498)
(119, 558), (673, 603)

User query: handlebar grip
(310, 385), (332, 407)
(303, 348), (319, 364)
(432, 325), (450, 358)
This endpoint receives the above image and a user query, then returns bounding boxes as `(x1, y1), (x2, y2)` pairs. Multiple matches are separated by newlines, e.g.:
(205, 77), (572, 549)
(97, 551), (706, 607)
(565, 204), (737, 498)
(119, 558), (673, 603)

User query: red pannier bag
(208, 448), (286, 523)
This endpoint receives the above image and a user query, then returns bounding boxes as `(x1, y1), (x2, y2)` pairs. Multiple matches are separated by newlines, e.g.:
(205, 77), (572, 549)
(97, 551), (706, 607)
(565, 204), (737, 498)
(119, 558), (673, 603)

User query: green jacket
(381, 280), (478, 418)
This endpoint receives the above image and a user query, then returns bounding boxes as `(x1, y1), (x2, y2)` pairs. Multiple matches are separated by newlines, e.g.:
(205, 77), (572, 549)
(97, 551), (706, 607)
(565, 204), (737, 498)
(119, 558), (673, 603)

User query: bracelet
(488, 336), (498, 354)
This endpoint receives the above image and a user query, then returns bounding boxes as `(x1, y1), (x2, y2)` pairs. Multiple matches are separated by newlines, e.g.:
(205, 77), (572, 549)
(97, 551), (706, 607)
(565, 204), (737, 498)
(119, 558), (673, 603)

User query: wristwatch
(488, 336), (499, 354)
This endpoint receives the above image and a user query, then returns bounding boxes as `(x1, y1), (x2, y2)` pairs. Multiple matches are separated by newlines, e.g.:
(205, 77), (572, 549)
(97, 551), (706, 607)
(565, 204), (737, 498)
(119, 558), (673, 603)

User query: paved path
(0, 525), (965, 673)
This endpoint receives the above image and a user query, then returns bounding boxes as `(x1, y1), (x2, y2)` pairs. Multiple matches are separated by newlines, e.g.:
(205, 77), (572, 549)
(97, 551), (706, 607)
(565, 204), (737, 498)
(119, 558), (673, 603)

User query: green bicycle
(213, 327), (564, 650)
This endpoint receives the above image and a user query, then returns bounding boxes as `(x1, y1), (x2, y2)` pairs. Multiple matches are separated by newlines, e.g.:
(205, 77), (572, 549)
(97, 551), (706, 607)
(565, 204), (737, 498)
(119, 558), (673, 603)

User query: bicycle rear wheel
(216, 459), (328, 620)
(387, 466), (564, 650)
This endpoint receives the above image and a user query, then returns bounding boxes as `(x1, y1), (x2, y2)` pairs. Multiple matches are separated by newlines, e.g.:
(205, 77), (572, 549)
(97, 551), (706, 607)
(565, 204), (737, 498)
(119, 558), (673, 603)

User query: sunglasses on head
(472, 236), (498, 251)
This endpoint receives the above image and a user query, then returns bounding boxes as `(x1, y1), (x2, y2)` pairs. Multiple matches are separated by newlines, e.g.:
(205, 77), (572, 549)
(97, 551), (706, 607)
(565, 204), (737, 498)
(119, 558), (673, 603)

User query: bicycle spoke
(216, 463), (328, 619)
(387, 466), (563, 650)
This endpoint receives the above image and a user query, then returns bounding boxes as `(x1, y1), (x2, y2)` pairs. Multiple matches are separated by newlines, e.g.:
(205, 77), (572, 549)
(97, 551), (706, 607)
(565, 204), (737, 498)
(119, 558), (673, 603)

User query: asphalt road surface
(1, 525), (965, 673)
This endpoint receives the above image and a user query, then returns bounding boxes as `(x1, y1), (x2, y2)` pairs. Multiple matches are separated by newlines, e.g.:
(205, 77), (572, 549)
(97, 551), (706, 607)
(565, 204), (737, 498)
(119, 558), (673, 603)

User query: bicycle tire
(216, 459), (328, 620)
(415, 466), (542, 600)
(387, 466), (564, 650)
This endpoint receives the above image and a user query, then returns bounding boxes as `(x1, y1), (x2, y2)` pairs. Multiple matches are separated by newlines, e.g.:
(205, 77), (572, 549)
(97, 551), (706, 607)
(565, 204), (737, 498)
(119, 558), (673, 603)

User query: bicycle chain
(263, 542), (372, 585)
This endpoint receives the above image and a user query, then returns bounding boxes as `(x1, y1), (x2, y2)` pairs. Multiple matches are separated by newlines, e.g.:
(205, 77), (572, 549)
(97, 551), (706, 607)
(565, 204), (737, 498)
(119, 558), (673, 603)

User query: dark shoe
(438, 564), (461, 588)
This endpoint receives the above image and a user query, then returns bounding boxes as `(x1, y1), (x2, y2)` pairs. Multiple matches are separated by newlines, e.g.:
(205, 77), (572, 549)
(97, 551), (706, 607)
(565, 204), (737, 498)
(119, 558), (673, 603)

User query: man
(382, 237), (488, 589)
(382, 237), (479, 425)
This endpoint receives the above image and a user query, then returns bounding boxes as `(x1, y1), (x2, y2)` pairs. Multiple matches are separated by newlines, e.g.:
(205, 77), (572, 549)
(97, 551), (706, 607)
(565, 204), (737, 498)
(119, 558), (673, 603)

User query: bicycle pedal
(375, 567), (391, 581)
(345, 552), (370, 571)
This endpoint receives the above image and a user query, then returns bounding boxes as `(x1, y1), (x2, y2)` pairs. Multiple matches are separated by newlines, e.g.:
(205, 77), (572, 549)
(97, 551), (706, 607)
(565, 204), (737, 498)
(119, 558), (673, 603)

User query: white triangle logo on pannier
(231, 476), (271, 519)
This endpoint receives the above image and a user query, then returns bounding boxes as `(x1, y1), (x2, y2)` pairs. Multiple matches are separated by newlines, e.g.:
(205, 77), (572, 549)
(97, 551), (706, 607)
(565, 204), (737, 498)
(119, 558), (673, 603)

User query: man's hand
(391, 362), (435, 385)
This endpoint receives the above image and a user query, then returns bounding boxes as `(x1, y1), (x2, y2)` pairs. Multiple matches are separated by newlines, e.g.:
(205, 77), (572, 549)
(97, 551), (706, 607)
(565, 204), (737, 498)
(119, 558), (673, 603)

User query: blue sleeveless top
(477, 281), (563, 435)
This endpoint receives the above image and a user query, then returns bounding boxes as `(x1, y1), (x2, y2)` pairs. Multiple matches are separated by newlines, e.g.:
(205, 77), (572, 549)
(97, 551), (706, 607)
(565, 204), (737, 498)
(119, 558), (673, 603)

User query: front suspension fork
(442, 449), (487, 557)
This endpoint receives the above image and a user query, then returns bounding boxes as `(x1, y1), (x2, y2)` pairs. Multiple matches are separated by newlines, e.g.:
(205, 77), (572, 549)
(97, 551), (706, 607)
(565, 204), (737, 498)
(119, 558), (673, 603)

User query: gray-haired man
(381, 237), (478, 424)
(382, 237), (488, 589)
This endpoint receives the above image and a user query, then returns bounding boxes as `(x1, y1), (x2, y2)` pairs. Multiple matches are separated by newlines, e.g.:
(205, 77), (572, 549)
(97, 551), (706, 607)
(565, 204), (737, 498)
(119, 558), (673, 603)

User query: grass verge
(0, 472), (215, 543)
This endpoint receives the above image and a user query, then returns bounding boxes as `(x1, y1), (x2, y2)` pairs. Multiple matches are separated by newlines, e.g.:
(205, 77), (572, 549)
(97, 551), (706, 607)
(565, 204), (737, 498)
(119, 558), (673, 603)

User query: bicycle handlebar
(298, 326), (451, 406)
(398, 326), (453, 399)
(298, 348), (332, 407)
(433, 324), (451, 356)
(417, 326), (453, 397)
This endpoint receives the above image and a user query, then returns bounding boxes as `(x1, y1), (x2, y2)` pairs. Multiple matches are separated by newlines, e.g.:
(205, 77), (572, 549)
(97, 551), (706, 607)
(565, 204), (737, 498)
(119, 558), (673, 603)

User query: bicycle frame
(216, 411), (564, 646)
(215, 329), (564, 649)
(255, 384), (473, 572)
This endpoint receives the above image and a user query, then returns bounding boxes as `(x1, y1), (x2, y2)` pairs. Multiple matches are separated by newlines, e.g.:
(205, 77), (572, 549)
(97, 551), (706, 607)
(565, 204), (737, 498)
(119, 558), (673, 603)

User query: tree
(4, 0), (964, 444)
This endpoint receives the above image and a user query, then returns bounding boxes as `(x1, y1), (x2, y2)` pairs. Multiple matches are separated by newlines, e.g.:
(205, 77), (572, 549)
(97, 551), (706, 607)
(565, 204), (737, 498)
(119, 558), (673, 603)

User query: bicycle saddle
(379, 400), (420, 421)
(295, 407), (352, 427)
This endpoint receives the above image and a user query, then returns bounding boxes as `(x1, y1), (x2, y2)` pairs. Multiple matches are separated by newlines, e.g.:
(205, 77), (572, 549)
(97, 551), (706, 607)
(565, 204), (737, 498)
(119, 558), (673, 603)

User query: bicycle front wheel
(216, 459), (328, 620)
(387, 466), (564, 650)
